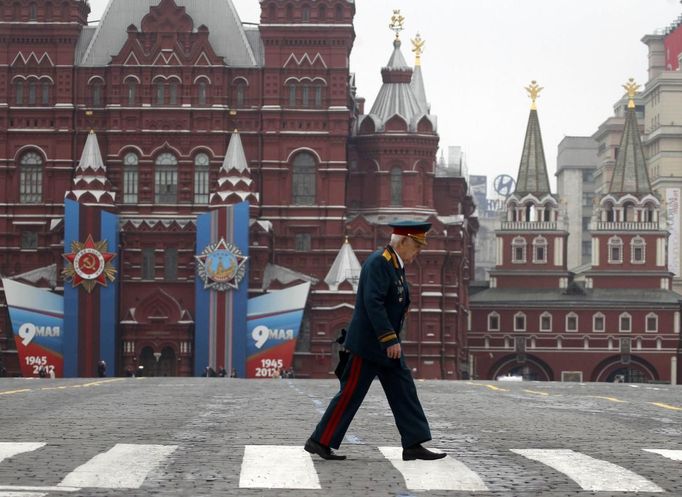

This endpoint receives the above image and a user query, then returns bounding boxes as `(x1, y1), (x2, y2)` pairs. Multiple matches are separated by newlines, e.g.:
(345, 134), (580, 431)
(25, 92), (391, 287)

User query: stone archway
(489, 354), (554, 381)
(157, 346), (177, 377)
(592, 355), (659, 383)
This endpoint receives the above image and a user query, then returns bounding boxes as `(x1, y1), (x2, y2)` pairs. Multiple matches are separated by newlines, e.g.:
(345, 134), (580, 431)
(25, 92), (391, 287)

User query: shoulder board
(382, 249), (392, 262)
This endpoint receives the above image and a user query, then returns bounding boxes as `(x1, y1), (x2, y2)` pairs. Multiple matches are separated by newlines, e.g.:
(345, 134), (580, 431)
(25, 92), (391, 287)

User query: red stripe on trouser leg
(320, 356), (362, 447)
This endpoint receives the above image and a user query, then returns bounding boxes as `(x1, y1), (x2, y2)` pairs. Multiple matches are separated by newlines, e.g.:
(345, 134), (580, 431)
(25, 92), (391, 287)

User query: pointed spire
(513, 81), (551, 197)
(324, 237), (362, 291)
(410, 33), (429, 114)
(65, 131), (115, 206)
(210, 130), (259, 206)
(608, 79), (652, 195)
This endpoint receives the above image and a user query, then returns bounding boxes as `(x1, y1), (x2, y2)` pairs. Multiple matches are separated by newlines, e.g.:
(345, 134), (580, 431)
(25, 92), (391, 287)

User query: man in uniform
(305, 221), (446, 461)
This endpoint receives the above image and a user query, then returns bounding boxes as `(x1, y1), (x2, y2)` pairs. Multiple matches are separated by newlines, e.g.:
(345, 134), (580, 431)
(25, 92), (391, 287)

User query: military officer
(305, 221), (446, 461)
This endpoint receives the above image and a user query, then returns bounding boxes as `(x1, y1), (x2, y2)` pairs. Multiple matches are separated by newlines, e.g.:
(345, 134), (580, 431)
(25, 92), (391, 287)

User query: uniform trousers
(311, 353), (432, 449)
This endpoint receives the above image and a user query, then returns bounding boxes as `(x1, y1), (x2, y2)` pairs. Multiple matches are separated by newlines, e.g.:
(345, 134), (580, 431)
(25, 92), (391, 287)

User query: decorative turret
(587, 79), (670, 290)
(324, 237), (362, 291)
(357, 10), (436, 134)
(65, 131), (115, 207)
(491, 82), (570, 290)
(210, 130), (259, 207)
(505, 81), (558, 224)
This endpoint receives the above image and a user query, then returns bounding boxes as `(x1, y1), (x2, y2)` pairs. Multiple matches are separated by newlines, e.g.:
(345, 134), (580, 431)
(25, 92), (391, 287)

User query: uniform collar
(387, 245), (404, 269)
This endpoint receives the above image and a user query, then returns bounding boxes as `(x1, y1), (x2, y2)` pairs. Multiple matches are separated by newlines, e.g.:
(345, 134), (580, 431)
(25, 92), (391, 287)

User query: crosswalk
(0, 442), (680, 494)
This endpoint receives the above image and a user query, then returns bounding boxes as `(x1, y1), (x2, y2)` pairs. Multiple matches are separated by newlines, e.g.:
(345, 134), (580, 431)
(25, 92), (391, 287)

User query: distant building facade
(556, 136), (598, 270)
(469, 85), (680, 384)
(0, 0), (477, 378)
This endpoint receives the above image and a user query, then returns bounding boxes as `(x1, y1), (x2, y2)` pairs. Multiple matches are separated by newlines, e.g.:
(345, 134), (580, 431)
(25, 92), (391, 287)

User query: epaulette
(382, 249), (392, 262)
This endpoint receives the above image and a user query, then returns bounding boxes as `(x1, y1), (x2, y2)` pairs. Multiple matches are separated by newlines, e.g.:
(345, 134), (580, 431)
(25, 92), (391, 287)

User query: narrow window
(301, 84), (309, 108)
(390, 167), (402, 206)
(193, 153), (210, 204)
(142, 248), (155, 280)
(540, 314), (551, 331)
(197, 81), (207, 106)
(593, 314), (605, 332)
(41, 81), (50, 105)
(295, 233), (312, 251)
(127, 80), (137, 105)
(314, 85), (323, 108)
(514, 314), (526, 331)
(15, 80), (23, 105)
(28, 81), (36, 105)
(619, 314), (631, 332)
(488, 314), (500, 331)
(155, 82), (164, 105)
(288, 84), (296, 107)
(566, 314), (578, 332)
(155, 153), (178, 203)
(19, 152), (43, 203)
(164, 248), (177, 281)
(292, 152), (316, 205)
(236, 82), (245, 107)
(169, 81), (178, 105)
(646, 314), (658, 333)
(91, 81), (103, 107)
(123, 152), (139, 203)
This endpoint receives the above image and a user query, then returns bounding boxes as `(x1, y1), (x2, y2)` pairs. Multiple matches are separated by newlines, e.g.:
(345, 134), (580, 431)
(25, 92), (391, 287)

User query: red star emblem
(62, 234), (117, 293)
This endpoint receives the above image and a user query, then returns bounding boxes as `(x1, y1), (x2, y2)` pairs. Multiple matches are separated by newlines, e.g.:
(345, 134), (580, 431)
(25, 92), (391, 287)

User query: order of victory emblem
(195, 238), (248, 291)
(62, 234), (117, 293)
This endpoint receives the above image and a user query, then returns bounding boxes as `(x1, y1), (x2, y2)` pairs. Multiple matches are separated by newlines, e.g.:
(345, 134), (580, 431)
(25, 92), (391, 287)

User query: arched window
(41, 80), (50, 105)
(390, 167), (402, 206)
(619, 312), (632, 333)
(197, 80), (207, 106)
(235, 81), (246, 107)
(335, 3), (343, 20)
(487, 312), (500, 331)
(623, 201), (635, 222)
(605, 202), (615, 222)
(301, 4), (310, 21)
(14, 79), (24, 105)
(565, 312), (578, 332)
(123, 152), (138, 204)
(169, 80), (178, 105)
(19, 151), (43, 203)
(155, 81), (164, 105)
(513, 312), (526, 332)
(28, 2), (36, 20)
(125, 78), (137, 105)
(287, 82), (296, 107)
(543, 204), (552, 221)
(643, 203), (656, 223)
(268, 3), (276, 19)
(532, 236), (547, 263)
(193, 153), (210, 204)
(314, 83), (323, 108)
(292, 152), (316, 205)
(91, 80), (103, 107)
(608, 236), (623, 263)
(512, 236), (526, 263)
(539, 312), (552, 332)
(631, 236), (645, 263)
(285, 3), (293, 19)
(593, 313), (605, 332)
(301, 83), (310, 108)
(155, 153), (178, 203)
(645, 313), (658, 333)
(318, 4), (326, 19)
(28, 80), (36, 105)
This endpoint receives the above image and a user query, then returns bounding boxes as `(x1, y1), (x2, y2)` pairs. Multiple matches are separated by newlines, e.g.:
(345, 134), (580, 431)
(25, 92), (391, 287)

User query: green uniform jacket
(343, 245), (410, 366)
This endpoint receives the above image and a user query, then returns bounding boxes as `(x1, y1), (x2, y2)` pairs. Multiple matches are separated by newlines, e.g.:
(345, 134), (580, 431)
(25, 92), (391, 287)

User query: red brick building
(468, 86), (681, 383)
(0, 0), (476, 378)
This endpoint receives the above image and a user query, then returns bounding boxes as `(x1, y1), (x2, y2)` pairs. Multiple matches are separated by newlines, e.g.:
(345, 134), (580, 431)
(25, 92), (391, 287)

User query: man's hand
(386, 343), (401, 359)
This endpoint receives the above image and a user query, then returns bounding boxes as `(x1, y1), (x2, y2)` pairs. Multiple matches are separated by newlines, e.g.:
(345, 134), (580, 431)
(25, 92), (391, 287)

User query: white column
(672, 356), (677, 386)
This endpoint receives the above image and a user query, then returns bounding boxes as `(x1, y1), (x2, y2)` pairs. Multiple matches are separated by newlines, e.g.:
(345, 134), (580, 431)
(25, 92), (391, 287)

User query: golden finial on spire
(622, 77), (640, 109)
(525, 80), (543, 110)
(389, 9), (405, 39)
(411, 33), (425, 66)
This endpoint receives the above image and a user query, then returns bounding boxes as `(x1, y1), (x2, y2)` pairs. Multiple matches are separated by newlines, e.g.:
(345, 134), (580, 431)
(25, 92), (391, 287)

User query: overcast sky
(86, 0), (682, 191)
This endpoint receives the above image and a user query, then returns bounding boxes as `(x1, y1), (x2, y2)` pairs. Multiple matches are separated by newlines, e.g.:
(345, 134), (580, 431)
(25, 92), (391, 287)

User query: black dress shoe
(304, 437), (347, 460)
(402, 444), (447, 461)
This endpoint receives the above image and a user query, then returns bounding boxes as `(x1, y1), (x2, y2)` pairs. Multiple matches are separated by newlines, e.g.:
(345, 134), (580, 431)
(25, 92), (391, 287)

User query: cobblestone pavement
(0, 377), (680, 497)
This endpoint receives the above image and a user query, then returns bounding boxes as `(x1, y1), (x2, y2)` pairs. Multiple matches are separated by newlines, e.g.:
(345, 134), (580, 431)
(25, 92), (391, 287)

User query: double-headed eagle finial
(411, 33), (425, 66)
(389, 9), (405, 39)
(622, 78), (640, 109)
(525, 80), (543, 110)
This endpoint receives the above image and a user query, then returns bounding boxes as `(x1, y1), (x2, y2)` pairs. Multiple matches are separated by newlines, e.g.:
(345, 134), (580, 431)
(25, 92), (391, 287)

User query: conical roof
(210, 130), (259, 206)
(324, 238), (362, 291)
(367, 39), (425, 128)
(513, 109), (551, 197)
(65, 131), (115, 206)
(607, 106), (652, 196)
(411, 64), (429, 114)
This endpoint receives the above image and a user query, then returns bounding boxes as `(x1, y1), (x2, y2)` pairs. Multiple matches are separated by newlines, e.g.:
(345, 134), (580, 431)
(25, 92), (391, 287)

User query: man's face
(399, 236), (423, 264)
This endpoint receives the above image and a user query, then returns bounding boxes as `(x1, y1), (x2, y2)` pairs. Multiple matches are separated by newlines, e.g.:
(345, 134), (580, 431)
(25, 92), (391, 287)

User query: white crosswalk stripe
(0, 443), (45, 464)
(644, 449), (682, 461)
(57, 443), (177, 489)
(512, 448), (664, 492)
(239, 445), (321, 489)
(378, 446), (489, 491)
(0, 492), (47, 497)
